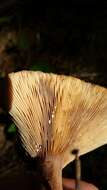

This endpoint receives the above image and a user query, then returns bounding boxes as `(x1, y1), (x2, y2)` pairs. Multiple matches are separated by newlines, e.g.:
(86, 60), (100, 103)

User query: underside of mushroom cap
(8, 70), (107, 169)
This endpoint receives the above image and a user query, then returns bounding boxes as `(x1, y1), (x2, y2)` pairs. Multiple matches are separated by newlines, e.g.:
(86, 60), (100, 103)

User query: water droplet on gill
(39, 145), (42, 149)
(36, 144), (42, 153)
(36, 148), (40, 152)
(52, 114), (54, 118)
(48, 119), (51, 124)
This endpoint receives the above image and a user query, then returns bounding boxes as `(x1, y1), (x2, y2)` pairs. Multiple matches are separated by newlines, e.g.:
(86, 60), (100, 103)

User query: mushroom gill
(8, 70), (107, 190)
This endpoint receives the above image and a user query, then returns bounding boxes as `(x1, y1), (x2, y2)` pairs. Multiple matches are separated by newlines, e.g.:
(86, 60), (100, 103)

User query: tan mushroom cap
(8, 70), (107, 169)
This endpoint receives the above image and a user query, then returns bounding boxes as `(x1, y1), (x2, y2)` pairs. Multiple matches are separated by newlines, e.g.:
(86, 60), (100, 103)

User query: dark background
(0, 1), (107, 190)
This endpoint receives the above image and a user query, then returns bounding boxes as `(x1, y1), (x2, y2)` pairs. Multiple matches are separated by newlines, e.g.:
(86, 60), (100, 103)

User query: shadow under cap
(0, 75), (13, 112)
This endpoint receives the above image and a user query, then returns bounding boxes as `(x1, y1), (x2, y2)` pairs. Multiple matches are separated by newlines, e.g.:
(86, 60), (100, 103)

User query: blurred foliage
(17, 32), (30, 50)
(0, 16), (12, 25)
(30, 60), (54, 73)
(7, 123), (16, 134)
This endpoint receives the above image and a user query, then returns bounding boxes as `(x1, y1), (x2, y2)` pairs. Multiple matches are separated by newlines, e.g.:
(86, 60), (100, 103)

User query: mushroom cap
(8, 71), (107, 168)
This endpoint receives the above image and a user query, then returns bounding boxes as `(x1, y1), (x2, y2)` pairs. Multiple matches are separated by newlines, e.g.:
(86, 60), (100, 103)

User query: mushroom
(6, 70), (107, 190)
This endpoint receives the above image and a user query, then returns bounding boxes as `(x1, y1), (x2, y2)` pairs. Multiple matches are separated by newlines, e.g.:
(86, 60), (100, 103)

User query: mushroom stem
(75, 151), (81, 190)
(43, 156), (63, 190)
(72, 149), (81, 190)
